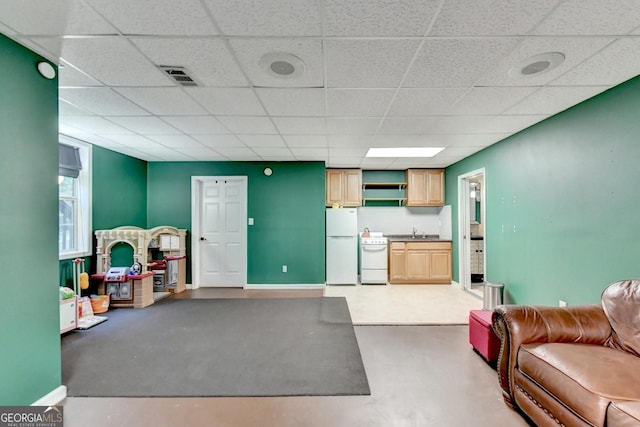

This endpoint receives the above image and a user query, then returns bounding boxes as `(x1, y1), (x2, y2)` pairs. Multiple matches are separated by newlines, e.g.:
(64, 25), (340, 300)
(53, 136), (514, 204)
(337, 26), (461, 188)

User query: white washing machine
(360, 232), (388, 284)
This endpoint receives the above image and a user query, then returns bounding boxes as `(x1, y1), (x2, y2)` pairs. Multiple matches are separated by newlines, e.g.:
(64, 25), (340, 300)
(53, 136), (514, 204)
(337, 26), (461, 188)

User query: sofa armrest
(491, 304), (611, 407)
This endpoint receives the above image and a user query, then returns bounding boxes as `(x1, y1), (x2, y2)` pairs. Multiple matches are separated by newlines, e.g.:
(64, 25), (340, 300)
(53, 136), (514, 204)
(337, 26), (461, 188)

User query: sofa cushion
(518, 343), (640, 426)
(607, 401), (640, 426)
(602, 280), (640, 357)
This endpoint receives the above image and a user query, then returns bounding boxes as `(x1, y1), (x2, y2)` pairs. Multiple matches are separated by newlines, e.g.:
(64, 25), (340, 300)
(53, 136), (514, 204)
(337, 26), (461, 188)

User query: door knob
(200, 237), (206, 241)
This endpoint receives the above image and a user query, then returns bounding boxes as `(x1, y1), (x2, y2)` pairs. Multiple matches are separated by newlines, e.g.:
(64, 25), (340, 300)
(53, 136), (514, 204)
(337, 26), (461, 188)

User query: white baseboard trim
(451, 280), (462, 289)
(244, 284), (325, 290)
(186, 283), (194, 290)
(32, 385), (66, 406)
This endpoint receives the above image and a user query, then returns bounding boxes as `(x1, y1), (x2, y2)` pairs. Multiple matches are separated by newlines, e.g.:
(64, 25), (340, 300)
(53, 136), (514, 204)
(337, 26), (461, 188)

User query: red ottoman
(469, 309), (500, 362)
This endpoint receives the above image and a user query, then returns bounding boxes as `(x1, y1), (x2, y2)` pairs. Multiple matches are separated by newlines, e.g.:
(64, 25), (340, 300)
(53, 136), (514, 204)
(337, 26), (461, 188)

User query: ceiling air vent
(158, 66), (199, 87)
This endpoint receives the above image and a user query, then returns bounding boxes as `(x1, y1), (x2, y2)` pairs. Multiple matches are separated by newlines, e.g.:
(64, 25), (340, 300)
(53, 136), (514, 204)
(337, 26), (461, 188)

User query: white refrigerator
(326, 208), (358, 285)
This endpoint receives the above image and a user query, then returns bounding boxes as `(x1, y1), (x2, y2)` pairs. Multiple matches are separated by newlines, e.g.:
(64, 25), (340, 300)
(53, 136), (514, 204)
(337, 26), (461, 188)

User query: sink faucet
(412, 227), (417, 238)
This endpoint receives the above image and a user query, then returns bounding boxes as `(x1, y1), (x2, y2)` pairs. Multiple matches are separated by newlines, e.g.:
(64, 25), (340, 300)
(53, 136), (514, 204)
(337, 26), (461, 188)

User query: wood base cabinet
(389, 241), (452, 284)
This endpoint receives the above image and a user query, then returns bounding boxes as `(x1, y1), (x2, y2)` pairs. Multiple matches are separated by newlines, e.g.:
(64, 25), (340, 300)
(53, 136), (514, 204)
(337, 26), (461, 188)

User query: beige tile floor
(324, 283), (483, 325)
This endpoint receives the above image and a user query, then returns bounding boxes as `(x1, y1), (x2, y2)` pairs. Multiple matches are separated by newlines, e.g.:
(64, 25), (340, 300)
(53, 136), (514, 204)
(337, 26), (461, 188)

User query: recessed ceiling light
(259, 52), (305, 79)
(366, 147), (445, 158)
(510, 52), (565, 78)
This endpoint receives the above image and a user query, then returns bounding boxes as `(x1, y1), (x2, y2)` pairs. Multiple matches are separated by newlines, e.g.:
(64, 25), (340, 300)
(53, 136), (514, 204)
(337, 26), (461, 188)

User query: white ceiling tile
(59, 99), (94, 117)
(428, 116), (495, 134)
(327, 89), (395, 117)
(60, 116), (135, 135)
(326, 117), (381, 135)
(327, 158), (363, 168)
(57, 63), (102, 87)
(329, 148), (369, 157)
(106, 116), (181, 135)
(37, 37), (171, 86)
(328, 135), (374, 148)
(324, 0), (440, 36)
(478, 115), (549, 134)
(450, 87), (539, 115)
(185, 88), (265, 115)
(216, 116), (277, 134)
(115, 87), (208, 115)
(147, 135), (203, 148)
(252, 147), (292, 156)
(161, 116), (229, 134)
(282, 135), (328, 148)
(290, 147), (329, 158)
(440, 146), (490, 157)
(213, 147), (261, 159)
(360, 158), (397, 169)
(87, 0), (218, 36)
(505, 86), (610, 115)
(255, 88), (325, 116)
(436, 134), (510, 147)
(326, 39), (421, 88)
(478, 37), (614, 87)
(174, 148), (226, 160)
(114, 147), (163, 161)
(377, 117), (439, 134)
(372, 135), (445, 147)
(229, 38), (323, 88)
(204, 0), (322, 36)
(139, 147), (194, 161)
(272, 117), (326, 134)
(0, 22), (15, 35)
(237, 135), (286, 147)
(551, 38), (640, 86)
(101, 134), (164, 148)
(430, 0), (559, 36)
(60, 88), (149, 115)
(0, 0), (117, 35)
(261, 155), (296, 161)
(132, 38), (246, 87)
(192, 134), (246, 148)
(404, 38), (521, 88)
(388, 88), (468, 116)
(532, 0), (640, 36)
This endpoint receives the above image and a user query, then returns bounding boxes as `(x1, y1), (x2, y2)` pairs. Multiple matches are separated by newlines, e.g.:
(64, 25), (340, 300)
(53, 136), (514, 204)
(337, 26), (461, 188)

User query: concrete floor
(61, 289), (529, 427)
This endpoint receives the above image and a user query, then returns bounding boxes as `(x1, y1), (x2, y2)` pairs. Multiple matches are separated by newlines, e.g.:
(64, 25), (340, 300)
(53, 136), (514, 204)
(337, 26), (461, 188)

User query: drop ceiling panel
(551, 38), (640, 86)
(161, 116), (229, 134)
(282, 135), (328, 148)
(213, 147), (261, 159)
(255, 88), (325, 116)
(0, 0), (117, 35)
(450, 86), (539, 115)
(185, 88), (266, 115)
(377, 117), (439, 134)
(230, 38), (323, 88)
(60, 88), (149, 116)
(115, 87), (208, 116)
(327, 89), (396, 117)
(57, 63), (102, 87)
(146, 135), (203, 148)
(360, 158), (396, 168)
(477, 115), (549, 134)
(204, 0), (322, 36)
(403, 38), (521, 88)
(216, 116), (278, 134)
(39, 37), (171, 86)
(387, 88), (468, 116)
(251, 147), (292, 157)
(324, 0), (440, 36)
(59, 100), (94, 117)
(237, 135), (286, 147)
(325, 39), (421, 88)
(106, 116), (181, 135)
(328, 135), (374, 147)
(326, 117), (381, 135)
(532, 0), (640, 36)
(430, 0), (559, 36)
(478, 37), (615, 87)
(505, 86), (610, 115)
(192, 134), (246, 148)
(87, 0), (218, 36)
(60, 116), (135, 135)
(101, 134), (164, 148)
(174, 148), (226, 160)
(290, 148), (329, 158)
(132, 38), (246, 86)
(272, 117), (326, 135)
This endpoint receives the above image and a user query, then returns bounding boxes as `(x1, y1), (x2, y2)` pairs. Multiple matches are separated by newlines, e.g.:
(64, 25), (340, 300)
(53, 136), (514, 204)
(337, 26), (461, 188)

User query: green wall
(446, 75), (640, 306)
(0, 35), (60, 405)
(147, 161), (326, 284)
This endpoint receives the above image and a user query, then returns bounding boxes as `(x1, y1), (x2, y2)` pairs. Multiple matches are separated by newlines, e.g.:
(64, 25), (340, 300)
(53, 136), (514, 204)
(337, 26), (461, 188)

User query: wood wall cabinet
(405, 169), (445, 206)
(389, 241), (452, 284)
(326, 169), (362, 207)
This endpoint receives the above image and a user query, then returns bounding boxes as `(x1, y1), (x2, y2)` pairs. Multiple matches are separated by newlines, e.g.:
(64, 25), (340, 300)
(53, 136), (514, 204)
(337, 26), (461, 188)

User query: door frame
(457, 167), (486, 291)
(191, 175), (248, 289)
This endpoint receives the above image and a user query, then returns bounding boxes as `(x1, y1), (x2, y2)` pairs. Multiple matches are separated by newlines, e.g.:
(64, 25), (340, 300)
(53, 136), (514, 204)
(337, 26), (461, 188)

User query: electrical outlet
(559, 300), (567, 307)
(282, 265), (287, 273)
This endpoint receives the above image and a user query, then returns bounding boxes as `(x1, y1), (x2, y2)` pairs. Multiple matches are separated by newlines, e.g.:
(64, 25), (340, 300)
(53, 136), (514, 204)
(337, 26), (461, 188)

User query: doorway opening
(457, 168), (486, 297)
(191, 176), (248, 288)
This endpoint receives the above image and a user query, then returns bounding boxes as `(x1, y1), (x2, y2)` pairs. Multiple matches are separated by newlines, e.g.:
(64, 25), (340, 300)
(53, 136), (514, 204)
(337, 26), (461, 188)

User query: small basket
(90, 295), (110, 314)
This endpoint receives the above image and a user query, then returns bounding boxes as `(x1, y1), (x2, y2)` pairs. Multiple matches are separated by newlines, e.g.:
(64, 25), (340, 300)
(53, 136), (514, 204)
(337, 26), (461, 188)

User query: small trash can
(483, 282), (504, 310)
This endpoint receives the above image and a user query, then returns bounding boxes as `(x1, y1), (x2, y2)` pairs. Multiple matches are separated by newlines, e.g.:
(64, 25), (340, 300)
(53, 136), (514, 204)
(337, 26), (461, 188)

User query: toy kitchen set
(92, 226), (187, 309)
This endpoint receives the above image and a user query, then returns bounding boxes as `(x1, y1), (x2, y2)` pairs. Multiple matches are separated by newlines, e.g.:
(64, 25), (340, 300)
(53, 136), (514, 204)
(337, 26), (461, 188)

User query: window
(59, 136), (92, 259)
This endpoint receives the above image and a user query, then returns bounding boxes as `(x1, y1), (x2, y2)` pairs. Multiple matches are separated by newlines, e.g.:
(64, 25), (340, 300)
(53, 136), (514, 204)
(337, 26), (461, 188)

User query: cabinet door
(389, 242), (406, 282)
(406, 169), (427, 206)
(326, 170), (344, 206)
(429, 250), (452, 282)
(406, 247), (429, 281)
(425, 169), (444, 206)
(342, 170), (362, 207)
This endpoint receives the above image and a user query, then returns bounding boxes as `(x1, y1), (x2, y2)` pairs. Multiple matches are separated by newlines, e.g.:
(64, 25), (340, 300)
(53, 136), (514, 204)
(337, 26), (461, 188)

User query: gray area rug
(62, 297), (370, 397)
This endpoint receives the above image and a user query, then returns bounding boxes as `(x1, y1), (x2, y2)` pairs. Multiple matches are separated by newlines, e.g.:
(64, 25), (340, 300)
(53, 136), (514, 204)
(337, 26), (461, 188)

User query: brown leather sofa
(492, 279), (640, 427)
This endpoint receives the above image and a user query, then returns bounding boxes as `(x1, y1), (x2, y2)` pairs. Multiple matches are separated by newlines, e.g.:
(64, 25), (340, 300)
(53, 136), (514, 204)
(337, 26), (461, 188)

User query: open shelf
(362, 182), (407, 190)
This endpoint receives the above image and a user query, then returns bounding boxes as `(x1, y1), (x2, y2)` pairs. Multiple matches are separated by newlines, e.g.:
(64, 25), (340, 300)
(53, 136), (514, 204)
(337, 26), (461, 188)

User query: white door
(192, 176), (247, 287)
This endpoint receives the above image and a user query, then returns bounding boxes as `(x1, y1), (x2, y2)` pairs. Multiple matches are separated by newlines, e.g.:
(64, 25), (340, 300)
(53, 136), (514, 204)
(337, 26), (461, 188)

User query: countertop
(385, 234), (452, 242)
